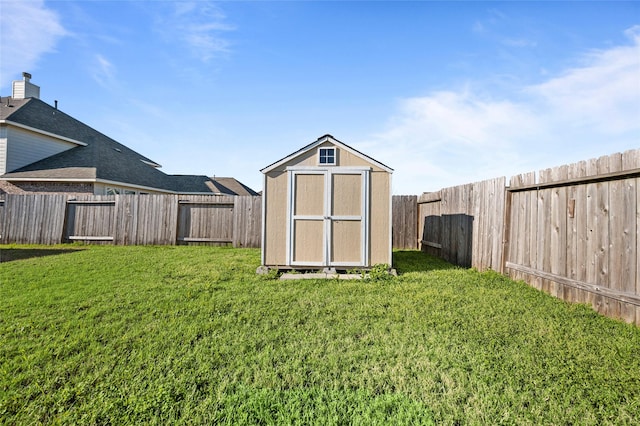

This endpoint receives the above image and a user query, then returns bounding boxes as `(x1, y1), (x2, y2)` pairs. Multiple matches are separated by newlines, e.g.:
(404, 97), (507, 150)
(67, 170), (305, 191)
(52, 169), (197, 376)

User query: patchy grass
(1, 245), (639, 425)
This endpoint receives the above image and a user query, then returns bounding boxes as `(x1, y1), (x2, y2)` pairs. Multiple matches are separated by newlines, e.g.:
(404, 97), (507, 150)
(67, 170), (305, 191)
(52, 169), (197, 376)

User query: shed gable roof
(260, 134), (393, 174)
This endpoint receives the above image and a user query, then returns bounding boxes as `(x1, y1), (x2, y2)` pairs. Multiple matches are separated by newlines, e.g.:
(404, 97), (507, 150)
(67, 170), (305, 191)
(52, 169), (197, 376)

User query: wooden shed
(260, 134), (393, 271)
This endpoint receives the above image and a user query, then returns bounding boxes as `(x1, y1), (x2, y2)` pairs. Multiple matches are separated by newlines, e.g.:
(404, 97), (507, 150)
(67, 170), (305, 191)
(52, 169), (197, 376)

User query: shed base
(257, 265), (397, 280)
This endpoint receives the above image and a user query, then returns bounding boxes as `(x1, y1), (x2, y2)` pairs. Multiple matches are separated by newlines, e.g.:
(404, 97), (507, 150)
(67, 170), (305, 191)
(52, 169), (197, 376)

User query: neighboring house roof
(0, 95), (258, 195)
(260, 134), (394, 174)
(210, 177), (260, 196)
(168, 176), (259, 196)
(0, 96), (30, 119)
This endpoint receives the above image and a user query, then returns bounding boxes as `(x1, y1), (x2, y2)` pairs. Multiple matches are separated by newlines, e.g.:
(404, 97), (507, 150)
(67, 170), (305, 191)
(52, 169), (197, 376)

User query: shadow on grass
(0, 248), (84, 263)
(393, 250), (457, 274)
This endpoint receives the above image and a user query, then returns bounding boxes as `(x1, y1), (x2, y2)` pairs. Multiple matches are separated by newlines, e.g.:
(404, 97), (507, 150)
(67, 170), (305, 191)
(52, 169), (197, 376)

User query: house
(260, 134), (393, 271)
(0, 73), (257, 196)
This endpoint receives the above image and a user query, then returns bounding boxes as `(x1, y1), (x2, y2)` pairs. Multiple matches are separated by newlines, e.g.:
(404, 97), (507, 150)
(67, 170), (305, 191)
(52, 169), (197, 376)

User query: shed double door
(288, 168), (370, 267)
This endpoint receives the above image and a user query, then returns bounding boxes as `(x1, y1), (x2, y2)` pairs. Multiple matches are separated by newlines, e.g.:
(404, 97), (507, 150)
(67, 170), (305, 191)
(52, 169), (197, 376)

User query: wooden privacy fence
(417, 148), (640, 326)
(0, 193), (418, 250)
(418, 178), (505, 270)
(0, 194), (262, 248)
(506, 150), (640, 325)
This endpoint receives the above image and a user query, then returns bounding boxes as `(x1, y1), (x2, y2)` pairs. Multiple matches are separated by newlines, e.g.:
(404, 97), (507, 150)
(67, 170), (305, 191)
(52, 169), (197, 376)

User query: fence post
(500, 185), (512, 275)
(0, 197), (5, 244)
(61, 197), (74, 243)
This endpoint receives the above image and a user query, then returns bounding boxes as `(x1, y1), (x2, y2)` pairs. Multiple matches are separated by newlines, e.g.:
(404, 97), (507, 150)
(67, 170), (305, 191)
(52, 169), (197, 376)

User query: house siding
(4, 126), (77, 173)
(0, 126), (7, 174)
(12, 79), (40, 99)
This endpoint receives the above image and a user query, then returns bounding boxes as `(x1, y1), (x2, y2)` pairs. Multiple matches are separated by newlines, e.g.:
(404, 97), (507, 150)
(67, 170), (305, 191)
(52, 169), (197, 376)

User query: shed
(260, 134), (393, 271)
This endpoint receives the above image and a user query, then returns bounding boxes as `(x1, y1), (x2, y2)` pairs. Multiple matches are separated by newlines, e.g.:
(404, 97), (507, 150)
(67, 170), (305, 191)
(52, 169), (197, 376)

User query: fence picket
(392, 195), (418, 250)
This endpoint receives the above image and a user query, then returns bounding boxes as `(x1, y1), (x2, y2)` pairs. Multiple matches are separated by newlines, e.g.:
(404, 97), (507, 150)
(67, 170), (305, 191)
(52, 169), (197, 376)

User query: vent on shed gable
(318, 147), (336, 165)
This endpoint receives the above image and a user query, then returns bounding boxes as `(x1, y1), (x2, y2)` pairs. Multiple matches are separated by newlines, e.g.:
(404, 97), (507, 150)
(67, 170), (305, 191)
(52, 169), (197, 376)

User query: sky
(1, 1), (639, 195)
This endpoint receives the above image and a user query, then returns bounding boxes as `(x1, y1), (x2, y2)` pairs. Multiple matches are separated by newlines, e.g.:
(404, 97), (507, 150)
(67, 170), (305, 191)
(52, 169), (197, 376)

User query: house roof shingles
(210, 177), (260, 196)
(0, 96), (258, 195)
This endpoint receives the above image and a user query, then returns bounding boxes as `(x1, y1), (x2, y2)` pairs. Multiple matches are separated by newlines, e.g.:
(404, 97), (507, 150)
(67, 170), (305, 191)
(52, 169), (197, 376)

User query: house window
(318, 147), (336, 165)
(106, 187), (137, 195)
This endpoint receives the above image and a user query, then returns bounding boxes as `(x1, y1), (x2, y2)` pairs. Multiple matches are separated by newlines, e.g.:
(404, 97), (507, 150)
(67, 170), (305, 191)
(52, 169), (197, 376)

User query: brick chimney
(12, 72), (40, 99)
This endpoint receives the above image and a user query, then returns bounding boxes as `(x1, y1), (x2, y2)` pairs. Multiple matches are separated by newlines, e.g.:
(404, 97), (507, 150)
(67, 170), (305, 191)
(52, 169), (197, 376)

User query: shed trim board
(388, 172), (393, 265)
(286, 166), (370, 267)
(260, 172), (267, 266)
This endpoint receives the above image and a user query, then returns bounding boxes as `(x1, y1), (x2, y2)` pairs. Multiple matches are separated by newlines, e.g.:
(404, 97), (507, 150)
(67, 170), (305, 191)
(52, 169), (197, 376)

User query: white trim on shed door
(286, 167), (370, 267)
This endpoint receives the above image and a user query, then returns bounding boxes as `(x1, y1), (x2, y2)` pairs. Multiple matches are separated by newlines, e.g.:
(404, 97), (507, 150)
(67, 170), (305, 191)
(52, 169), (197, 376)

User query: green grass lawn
(1, 245), (639, 425)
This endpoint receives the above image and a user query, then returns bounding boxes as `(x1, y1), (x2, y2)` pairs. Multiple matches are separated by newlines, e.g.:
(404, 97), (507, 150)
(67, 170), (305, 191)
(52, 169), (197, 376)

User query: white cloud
(528, 25), (640, 135)
(364, 27), (640, 195)
(158, 1), (235, 63)
(0, 0), (68, 88)
(472, 21), (485, 34)
(503, 38), (537, 48)
(472, 8), (537, 49)
(91, 54), (117, 90)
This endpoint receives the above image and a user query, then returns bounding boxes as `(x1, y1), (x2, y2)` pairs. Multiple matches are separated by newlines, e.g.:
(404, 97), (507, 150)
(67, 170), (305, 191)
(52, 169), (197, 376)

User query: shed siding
(263, 138), (392, 268)
(336, 147), (385, 171)
(6, 127), (76, 173)
(277, 142), (386, 172)
(370, 171), (391, 265)
(264, 171), (288, 265)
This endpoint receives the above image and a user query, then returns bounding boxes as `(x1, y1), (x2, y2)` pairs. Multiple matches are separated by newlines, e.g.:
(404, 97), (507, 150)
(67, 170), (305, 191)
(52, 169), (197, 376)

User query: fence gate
(177, 198), (235, 245)
(64, 198), (116, 243)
